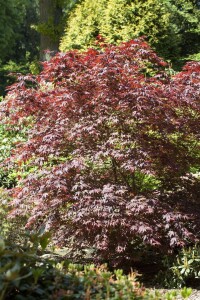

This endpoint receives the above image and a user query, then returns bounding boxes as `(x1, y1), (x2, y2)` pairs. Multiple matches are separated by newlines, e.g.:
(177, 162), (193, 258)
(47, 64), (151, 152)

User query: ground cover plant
(0, 38), (200, 270)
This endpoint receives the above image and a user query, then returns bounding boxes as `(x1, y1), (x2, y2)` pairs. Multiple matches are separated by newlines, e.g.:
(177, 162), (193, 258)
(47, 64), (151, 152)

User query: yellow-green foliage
(60, 0), (200, 60)
(60, 0), (180, 58)
(60, 0), (107, 50)
(99, 0), (172, 45)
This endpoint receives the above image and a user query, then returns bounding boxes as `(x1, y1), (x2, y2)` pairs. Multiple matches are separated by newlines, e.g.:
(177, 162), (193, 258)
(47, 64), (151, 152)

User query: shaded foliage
(0, 0), (40, 96)
(0, 0), (39, 64)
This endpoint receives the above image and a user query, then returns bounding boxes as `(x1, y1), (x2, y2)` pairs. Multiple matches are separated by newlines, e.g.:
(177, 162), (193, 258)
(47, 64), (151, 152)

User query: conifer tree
(60, 0), (200, 61)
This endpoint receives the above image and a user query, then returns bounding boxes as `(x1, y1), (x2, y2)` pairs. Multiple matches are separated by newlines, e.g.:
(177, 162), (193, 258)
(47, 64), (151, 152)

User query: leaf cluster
(156, 245), (200, 288)
(0, 0), (39, 64)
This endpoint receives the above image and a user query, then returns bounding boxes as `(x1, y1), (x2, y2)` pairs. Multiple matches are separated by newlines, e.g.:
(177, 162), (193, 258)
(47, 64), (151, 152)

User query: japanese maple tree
(1, 38), (200, 265)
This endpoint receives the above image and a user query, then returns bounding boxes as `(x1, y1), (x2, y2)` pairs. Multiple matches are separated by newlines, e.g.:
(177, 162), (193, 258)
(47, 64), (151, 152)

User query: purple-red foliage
(1, 39), (200, 264)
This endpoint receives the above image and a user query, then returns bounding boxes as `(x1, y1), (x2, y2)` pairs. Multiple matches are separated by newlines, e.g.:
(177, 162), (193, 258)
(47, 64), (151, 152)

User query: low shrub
(0, 188), (28, 246)
(0, 121), (29, 189)
(0, 233), (190, 300)
(156, 245), (200, 288)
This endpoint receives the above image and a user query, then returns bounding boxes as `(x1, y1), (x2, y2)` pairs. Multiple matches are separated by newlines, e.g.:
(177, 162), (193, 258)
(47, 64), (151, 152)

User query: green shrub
(0, 188), (28, 246)
(156, 245), (200, 288)
(0, 120), (31, 189)
(0, 233), (190, 299)
(186, 52), (200, 62)
(0, 57), (40, 97)
(60, 0), (179, 59)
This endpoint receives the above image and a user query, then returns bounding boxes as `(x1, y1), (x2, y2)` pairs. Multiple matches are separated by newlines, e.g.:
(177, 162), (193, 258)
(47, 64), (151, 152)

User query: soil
(155, 289), (200, 300)
(186, 290), (200, 300)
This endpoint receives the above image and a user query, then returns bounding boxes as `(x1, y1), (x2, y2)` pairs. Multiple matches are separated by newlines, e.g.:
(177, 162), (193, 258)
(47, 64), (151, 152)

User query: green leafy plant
(0, 233), (189, 300)
(0, 119), (31, 188)
(157, 245), (200, 288)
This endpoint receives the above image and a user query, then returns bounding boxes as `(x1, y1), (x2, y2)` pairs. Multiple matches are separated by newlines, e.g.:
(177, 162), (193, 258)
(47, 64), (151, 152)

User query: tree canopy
(60, 0), (200, 61)
(0, 0), (25, 63)
(0, 0), (39, 64)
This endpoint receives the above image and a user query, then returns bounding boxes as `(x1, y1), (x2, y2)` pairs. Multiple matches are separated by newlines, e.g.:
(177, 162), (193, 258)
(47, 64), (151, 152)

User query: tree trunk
(39, 0), (62, 61)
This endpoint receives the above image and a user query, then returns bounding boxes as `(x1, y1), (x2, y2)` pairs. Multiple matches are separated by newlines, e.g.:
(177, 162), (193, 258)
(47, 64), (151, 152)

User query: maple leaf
(1, 39), (200, 266)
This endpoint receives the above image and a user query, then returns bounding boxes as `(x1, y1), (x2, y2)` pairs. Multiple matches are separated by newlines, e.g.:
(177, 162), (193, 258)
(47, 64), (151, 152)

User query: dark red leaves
(1, 38), (200, 265)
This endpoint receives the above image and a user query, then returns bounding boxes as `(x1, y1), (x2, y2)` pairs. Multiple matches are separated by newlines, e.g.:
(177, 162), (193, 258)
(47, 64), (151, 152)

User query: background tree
(99, 0), (180, 60)
(0, 0), (27, 63)
(16, 0), (39, 62)
(60, 0), (200, 64)
(168, 0), (200, 58)
(0, 0), (39, 64)
(39, 0), (62, 60)
(0, 0), (40, 96)
(60, 0), (107, 51)
(38, 0), (80, 60)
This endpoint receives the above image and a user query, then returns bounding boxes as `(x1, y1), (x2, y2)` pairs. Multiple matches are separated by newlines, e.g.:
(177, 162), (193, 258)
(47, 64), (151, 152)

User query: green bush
(0, 233), (191, 299)
(157, 245), (200, 288)
(0, 188), (28, 246)
(0, 57), (40, 97)
(60, 0), (178, 59)
(0, 119), (31, 189)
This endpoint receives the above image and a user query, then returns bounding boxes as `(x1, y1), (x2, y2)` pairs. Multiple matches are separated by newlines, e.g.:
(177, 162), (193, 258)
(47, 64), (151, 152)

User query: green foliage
(17, 0), (39, 62)
(0, 0), (39, 96)
(0, 121), (30, 188)
(0, 233), (191, 299)
(36, 0), (64, 43)
(29, 60), (41, 75)
(156, 245), (200, 288)
(0, 229), (191, 300)
(0, 187), (31, 248)
(99, 0), (180, 60)
(0, 60), (26, 98)
(168, 0), (200, 56)
(60, 0), (107, 50)
(0, 231), (54, 300)
(0, 0), (25, 62)
(0, 189), (12, 238)
(61, 0), (173, 53)
(60, 0), (200, 62)
(0, 0), (39, 64)
(186, 52), (200, 61)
